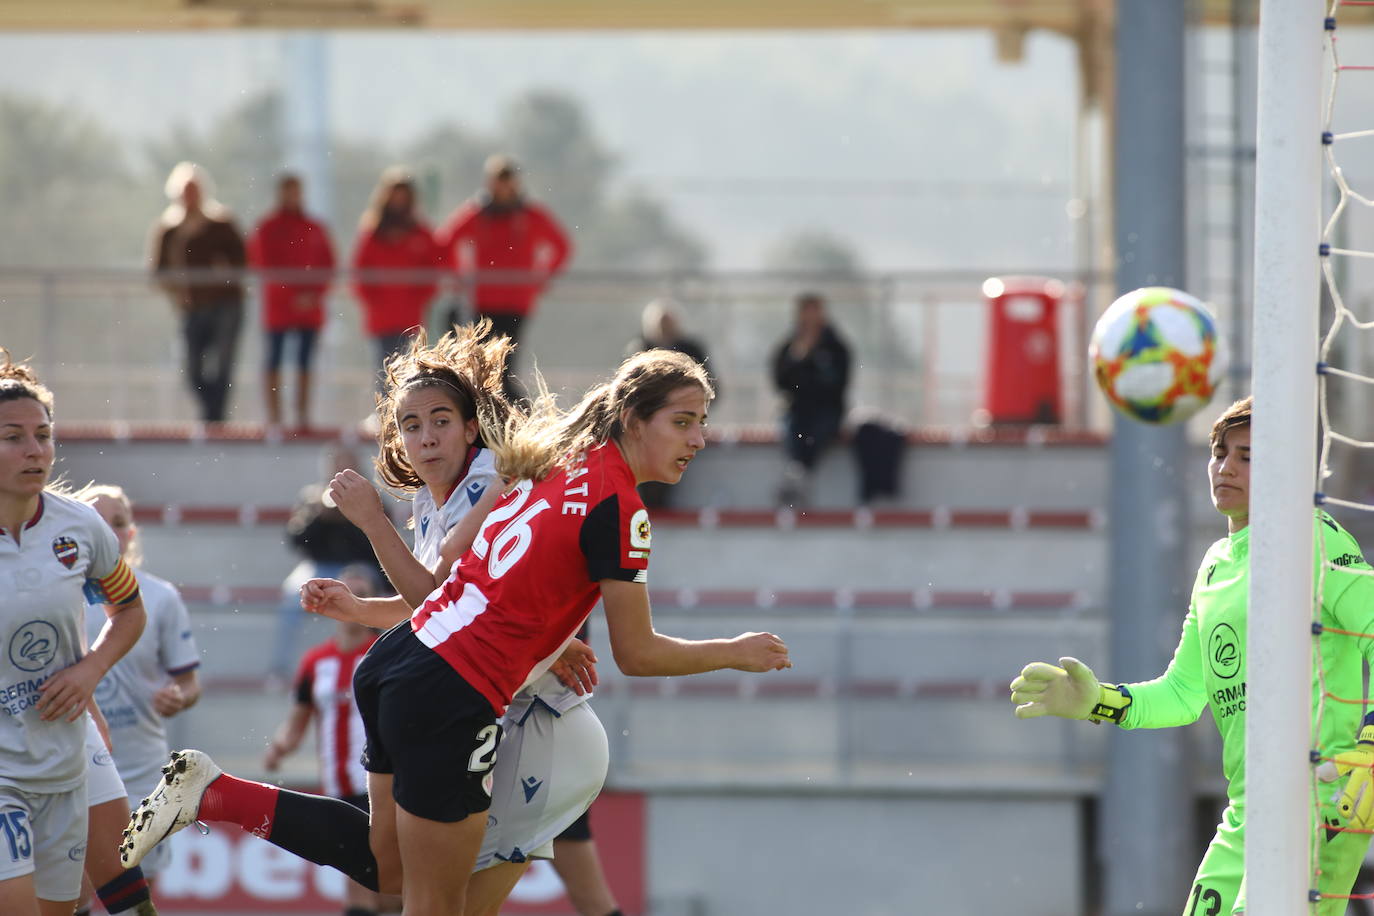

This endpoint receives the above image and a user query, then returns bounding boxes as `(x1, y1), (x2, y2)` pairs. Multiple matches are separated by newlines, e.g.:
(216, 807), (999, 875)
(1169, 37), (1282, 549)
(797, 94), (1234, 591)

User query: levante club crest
(52, 536), (79, 569)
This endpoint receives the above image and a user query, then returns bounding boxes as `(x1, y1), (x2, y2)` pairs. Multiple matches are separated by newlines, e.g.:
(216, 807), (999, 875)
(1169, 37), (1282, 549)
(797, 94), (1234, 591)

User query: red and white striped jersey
(412, 442), (651, 714)
(293, 635), (377, 798)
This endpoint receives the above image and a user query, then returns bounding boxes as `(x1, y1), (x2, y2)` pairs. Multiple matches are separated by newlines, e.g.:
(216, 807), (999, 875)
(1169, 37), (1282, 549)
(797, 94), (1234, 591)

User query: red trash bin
(981, 275), (1065, 424)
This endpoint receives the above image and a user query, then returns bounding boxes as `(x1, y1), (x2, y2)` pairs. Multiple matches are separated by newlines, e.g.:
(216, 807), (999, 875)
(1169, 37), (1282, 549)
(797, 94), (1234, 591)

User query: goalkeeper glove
(1009, 656), (1133, 724)
(1322, 721), (1374, 829)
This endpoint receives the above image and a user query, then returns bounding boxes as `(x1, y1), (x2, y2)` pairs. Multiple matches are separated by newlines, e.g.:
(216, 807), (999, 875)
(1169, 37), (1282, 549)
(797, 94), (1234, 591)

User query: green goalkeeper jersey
(1121, 511), (1374, 807)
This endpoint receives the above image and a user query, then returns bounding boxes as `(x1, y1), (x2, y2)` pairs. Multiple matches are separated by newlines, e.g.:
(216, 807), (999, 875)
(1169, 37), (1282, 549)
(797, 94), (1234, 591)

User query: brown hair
(493, 349), (714, 483)
(358, 166), (421, 235)
(0, 349), (54, 419)
(1210, 395), (1252, 448)
(374, 320), (516, 491)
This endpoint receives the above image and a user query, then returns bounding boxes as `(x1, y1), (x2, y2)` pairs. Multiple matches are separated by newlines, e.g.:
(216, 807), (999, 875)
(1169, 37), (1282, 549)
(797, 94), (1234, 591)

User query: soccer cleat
(120, 749), (222, 868)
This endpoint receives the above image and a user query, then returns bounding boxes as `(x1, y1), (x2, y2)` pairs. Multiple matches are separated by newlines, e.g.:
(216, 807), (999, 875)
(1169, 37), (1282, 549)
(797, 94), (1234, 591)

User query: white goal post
(1244, 1), (1323, 913)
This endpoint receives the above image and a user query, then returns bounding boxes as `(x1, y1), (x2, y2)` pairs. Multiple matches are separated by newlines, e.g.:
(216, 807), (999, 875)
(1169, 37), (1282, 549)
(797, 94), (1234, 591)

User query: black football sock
(266, 787), (381, 892)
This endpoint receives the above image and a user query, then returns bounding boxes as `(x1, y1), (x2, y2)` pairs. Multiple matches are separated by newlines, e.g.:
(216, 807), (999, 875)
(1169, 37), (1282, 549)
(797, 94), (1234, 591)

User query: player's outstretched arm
(327, 469), (438, 606)
(301, 578), (411, 629)
(602, 579), (791, 677)
(1009, 656), (1132, 724)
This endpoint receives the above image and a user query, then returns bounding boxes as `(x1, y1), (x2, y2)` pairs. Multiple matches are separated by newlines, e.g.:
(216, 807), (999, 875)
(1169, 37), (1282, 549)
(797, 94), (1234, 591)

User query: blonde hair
(0, 349), (54, 419)
(374, 320), (516, 492)
(74, 483), (143, 568)
(492, 349), (714, 483)
(159, 161), (230, 226)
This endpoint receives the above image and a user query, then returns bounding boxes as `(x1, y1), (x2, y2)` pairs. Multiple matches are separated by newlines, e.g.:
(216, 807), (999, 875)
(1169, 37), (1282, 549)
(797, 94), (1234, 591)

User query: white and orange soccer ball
(1089, 286), (1227, 425)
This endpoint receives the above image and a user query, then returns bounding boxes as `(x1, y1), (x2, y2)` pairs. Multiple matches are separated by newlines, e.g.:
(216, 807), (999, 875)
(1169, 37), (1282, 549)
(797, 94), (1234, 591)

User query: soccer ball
(1089, 287), (1227, 424)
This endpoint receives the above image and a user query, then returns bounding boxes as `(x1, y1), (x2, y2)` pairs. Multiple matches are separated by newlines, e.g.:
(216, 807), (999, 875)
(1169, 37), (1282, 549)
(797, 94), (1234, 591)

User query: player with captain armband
(1009, 397), (1374, 915)
(0, 352), (148, 916)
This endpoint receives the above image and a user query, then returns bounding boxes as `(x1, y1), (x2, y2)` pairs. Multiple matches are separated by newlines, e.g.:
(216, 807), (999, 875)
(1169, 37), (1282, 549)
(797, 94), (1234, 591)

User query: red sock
(196, 774), (281, 837)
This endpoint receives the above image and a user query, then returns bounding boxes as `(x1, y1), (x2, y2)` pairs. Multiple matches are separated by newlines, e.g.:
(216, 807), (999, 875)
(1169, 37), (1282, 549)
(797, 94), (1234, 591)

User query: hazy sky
(0, 30), (1083, 269)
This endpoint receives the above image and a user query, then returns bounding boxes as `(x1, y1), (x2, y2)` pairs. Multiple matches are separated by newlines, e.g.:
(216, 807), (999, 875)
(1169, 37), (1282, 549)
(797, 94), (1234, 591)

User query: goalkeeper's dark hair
(1210, 396), (1252, 448)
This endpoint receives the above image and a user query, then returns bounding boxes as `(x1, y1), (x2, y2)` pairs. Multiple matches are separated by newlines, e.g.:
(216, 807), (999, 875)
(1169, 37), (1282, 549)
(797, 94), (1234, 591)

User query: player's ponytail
(0, 348), (54, 419)
(490, 349), (714, 483)
(374, 320), (516, 491)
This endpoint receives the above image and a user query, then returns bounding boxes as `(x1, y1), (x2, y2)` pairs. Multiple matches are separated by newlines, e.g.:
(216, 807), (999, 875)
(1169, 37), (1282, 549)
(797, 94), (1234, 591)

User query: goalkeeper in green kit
(1010, 397), (1374, 915)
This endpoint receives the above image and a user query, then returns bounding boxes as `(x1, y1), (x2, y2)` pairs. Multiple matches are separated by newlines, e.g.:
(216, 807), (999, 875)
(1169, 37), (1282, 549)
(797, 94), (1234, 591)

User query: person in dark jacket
(771, 291), (851, 506)
(269, 445), (385, 682)
(150, 162), (247, 423)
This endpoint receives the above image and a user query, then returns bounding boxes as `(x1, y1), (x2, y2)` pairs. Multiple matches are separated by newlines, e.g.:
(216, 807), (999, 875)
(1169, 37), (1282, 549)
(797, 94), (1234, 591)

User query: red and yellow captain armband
(94, 558), (140, 606)
(1087, 683), (1133, 725)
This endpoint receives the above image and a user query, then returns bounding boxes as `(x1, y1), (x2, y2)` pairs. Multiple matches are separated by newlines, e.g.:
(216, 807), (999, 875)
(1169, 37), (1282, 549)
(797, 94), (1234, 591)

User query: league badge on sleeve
(628, 509), (651, 560)
(52, 535), (79, 569)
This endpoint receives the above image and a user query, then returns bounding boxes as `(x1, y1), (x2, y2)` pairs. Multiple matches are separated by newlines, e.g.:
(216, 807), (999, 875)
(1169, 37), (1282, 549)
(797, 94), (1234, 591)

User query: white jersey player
(78, 485), (200, 886)
(0, 352), (147, 916)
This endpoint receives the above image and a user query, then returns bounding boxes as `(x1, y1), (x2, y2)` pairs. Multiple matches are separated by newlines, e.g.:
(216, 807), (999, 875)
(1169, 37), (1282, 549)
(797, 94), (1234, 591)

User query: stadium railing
(0, 266), (1098, 429)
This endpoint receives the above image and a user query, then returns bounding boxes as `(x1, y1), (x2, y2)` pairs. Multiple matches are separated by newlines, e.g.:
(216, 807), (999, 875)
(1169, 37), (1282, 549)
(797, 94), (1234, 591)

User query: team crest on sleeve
(628, 509), (651, 559)
(51, 536), (79, 569)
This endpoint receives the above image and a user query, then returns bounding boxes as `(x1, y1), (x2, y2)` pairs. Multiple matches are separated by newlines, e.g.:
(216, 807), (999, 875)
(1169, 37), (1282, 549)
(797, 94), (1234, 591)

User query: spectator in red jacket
(248, 174), (336, 430)
(351, 168), (446, 386)
(437, 154), (572, 396)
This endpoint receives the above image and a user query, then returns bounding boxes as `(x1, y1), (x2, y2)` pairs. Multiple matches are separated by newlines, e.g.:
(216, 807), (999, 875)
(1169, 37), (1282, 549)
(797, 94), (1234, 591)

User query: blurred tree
(144, 90), (286, 225)
(582, 190), (707, 271)
(498, 90), (615, 237)
(0, 86), (703, 272)
(402, 122), (490, 222)
(0, 94), (145, 266)
(762, 230), (865, 276)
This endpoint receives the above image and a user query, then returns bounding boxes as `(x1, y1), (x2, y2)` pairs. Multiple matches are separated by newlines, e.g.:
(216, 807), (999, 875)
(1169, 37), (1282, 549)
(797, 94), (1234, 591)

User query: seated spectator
(150, 161), (246, 423)
(248, 173), (335, 430)
(626, 298), (715, 378)
(627, 298), (716, 509)
(771, 291), (852, 507)
(269, 445), (385, 683)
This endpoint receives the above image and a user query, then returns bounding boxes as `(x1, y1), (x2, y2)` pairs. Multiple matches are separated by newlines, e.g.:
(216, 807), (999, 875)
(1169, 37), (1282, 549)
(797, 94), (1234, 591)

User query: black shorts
(555, 809), (592, 842)
(340, 793), (369, 813)
(352, 623), (501, 823)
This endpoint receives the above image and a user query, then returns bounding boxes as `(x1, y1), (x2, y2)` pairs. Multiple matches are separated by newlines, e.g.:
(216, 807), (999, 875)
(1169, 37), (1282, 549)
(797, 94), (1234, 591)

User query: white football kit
(0, 491), (138, 899)
(409, 450), (607, 868)
(86, 568), (200, 876)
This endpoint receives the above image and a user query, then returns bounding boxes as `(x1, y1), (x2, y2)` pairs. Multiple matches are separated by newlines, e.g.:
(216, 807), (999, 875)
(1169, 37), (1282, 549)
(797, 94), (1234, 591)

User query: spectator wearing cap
(150, 161), (248, 423)
(248, 174), (336, 430)
(436, 154), (573, 397)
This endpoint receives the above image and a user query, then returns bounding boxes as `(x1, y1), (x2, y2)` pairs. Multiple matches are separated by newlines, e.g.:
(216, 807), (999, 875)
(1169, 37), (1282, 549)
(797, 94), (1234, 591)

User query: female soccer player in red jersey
(0, 352), (147, 916)
(324, 321), (603, 914)
(122, 348), (790, 916)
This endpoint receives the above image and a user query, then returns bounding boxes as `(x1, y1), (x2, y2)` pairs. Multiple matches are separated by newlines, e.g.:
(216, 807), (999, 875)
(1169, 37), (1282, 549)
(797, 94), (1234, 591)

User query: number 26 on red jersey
(471, 480), (552, 579)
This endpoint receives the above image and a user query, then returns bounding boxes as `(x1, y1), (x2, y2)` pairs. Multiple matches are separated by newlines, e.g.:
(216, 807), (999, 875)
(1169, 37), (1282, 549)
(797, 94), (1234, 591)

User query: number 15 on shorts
(0, 810), (30, 862)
